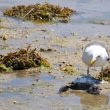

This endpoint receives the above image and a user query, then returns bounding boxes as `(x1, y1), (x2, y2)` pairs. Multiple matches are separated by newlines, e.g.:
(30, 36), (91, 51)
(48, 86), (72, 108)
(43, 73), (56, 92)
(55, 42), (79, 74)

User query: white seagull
(82, 42), (110, 82)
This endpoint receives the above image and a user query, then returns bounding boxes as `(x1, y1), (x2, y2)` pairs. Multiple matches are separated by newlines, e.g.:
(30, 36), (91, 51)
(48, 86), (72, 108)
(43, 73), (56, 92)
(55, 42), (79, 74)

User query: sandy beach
(0, 0), (110, 110)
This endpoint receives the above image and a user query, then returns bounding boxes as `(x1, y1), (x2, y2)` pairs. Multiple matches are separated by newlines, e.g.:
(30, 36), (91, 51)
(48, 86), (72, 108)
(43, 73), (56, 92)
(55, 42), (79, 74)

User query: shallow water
(1, 0), (110, 37)
(0, 0), (110, 110)
(0, 71), (109, 110)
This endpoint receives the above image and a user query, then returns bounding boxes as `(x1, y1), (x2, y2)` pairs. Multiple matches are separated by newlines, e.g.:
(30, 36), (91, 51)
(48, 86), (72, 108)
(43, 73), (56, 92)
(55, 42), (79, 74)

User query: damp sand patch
(4, 3), (75, 22)
(0, 46), (50, 72)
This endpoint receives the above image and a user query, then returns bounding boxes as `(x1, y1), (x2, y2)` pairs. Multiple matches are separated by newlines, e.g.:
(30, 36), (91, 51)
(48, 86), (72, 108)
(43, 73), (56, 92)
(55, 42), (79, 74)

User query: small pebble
(29, 91), (33, 94)
(32, 83), (35, 86)
(13, 101), (17, 104)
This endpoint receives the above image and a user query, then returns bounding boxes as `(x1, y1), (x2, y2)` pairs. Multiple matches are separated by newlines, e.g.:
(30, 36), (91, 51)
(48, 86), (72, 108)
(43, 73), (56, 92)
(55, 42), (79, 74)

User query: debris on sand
(59, 82), (101, 95)
(0, 34), (8, 40)
(60, 64), (77, 75)
(0, 46), (50, 72)
(59, 19), (69, 23)
(97, 66), (110, 81)
(40, 48), (56, 52)
(4, 3), (75, 22)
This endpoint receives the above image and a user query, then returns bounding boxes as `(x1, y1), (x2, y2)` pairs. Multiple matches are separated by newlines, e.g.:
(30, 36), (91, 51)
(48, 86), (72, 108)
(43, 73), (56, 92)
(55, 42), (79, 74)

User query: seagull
(82, 42), (110, 83)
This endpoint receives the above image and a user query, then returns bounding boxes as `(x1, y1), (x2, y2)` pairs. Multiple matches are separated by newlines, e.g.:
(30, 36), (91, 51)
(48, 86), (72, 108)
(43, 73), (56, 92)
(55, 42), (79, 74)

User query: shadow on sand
(59, 75), (102, 95)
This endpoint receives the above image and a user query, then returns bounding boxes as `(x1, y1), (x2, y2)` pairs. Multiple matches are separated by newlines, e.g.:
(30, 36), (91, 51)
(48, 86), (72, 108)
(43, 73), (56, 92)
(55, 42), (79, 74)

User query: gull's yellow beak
(90, 59), (96, 66)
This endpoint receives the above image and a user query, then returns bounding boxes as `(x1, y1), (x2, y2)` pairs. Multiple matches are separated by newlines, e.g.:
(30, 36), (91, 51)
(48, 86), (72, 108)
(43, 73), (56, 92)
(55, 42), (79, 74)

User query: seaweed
(60, 64), (77, 75)
(0, 46), (50, 72)
(4, 3), (75, 22)
(0, 64), (11, 72)
(97, 66), (110, 81)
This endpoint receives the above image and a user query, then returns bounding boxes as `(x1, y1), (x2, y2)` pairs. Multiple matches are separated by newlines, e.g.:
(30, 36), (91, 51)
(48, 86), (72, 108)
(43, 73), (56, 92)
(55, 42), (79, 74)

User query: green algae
(0, 64), (11, 72)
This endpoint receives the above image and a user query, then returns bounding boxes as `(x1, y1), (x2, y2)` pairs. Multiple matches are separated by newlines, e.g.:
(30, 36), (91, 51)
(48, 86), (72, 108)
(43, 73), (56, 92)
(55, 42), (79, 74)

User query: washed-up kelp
(4, 3), (75, 22)
(97, 66), (110, 81)
(0, 47), (50, 71)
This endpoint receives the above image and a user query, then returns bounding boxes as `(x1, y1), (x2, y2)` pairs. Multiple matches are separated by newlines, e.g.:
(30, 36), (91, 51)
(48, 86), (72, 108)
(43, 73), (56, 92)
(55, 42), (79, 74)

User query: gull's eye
(107, 58), (110, 61)
(97, 55), (100, 58)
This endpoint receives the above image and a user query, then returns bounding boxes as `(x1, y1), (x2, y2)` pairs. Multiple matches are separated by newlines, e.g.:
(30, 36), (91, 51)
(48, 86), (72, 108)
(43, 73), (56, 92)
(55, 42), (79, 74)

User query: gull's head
(90, 53), (109, 66)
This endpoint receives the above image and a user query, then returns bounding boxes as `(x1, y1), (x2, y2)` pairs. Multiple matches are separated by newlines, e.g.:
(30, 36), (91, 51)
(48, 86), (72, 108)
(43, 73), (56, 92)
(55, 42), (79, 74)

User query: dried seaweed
(4, 3), (75, 22)
(97, 66), (110, 81)
(60, 64), (77, 75)
(0, 47), (50, 71)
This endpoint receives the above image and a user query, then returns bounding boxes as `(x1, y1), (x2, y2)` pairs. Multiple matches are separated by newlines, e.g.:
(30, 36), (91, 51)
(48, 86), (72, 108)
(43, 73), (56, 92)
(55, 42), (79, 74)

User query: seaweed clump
(60, 64), (77, 75)
(0, 47), (50, 71)
(97, 66), (110, 81)
(4, 3), (75, 22)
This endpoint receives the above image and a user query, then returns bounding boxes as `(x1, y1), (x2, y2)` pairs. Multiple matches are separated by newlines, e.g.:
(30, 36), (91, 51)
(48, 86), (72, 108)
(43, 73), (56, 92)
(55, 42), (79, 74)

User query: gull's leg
(100, 66), (107, 83)
(86, 66), (90, 82)
(87, 66), (90, 76)
(101, 66), (104, 81)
